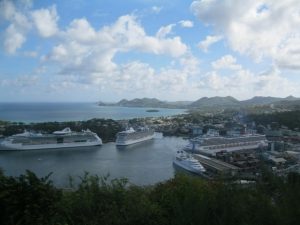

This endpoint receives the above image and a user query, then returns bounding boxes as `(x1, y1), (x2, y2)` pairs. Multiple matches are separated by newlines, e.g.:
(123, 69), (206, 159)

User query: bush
(0, 170), (300, 225)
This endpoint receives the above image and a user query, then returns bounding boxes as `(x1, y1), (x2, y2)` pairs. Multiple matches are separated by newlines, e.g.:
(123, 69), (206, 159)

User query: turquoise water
(0, 103), (186, 123)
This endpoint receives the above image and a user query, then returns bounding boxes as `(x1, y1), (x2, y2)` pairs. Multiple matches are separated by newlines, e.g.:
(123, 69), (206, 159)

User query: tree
(0, 170), (61, 225)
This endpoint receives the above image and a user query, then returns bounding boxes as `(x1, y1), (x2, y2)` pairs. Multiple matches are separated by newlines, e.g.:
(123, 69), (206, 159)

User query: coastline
(0, 103), (186, 123)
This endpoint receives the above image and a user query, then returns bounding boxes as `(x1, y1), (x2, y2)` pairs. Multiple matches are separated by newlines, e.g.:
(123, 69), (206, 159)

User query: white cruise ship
(184, 134), (268, 156)
(0, 128), (102, 150)
(173, 150), (206, 175)
(115, 127), (154, 146)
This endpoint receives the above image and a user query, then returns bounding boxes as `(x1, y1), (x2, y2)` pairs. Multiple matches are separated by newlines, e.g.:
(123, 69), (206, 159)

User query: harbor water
(0, 136), (187, 187)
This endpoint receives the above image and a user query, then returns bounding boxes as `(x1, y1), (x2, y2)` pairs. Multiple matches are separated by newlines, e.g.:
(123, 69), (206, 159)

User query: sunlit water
(0, 136), (188, 187)
(0, 103), (186, 123)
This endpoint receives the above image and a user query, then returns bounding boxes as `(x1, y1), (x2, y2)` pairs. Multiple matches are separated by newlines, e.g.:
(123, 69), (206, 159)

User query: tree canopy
(0, 170), (299, 225)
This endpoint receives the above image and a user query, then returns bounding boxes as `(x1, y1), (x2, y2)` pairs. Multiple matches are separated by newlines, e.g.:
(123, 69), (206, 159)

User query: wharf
(194, 154), (239, 176)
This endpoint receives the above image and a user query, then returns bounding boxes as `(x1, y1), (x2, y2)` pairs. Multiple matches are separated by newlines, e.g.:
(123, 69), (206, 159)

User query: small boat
(173, 150), (206, 175)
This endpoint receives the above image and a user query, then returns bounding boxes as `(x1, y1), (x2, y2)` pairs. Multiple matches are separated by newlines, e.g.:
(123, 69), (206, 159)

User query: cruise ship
(185, 134), (268, 156)
(115, 127), (155, 146)
(0, 128), (102, 150)
(173, 150), (206, 175)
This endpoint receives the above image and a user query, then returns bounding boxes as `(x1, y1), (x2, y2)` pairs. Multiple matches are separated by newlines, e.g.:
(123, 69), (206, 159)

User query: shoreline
(0, 114), (190, 143)
(0, 103), (187, 123)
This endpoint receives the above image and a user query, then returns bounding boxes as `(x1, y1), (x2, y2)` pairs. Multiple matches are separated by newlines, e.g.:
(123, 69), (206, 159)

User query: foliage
(0, 170), (300, 225)
(0, 170), (61, 225)
(1, 118), (122, 143)
(0, 120), (9, 126)
(248, 110), (300, 130)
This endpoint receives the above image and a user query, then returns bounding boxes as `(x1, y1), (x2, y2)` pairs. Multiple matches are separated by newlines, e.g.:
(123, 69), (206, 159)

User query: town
(1, 108), (300, 181)
(124, 109), (300, 180)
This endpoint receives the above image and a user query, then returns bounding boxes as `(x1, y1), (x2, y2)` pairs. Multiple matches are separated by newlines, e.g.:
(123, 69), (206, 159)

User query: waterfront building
(185, 134), (268, 156)
(191, 126), (203, 136)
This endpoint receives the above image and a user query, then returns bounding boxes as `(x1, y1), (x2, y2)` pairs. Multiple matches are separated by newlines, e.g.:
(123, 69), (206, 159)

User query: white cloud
(0, 1), (57, 54)
(46, 55), (200, 99)
(179, 53), (200, 75)
(253, 67), (296, 96)
(0, 2), (59, 54)
(205, 71), (227, 90)
(40, 14), (194, 98)
(46, 15), (188, 75)
(20, 0), (34, 9)
(1, 1), (299, 101)
(31, 5), (59, 37)
(16, 75), (39, 87)
(0, 3), (193, 99)
(3, 24), (26, 54)
(191, 0), (300, 69)
(48, 75), (86, 92)
(114, 61), (156, 91)
(211, 54), (242, 70)
(151, 6), (162, 14)
(110, 59), (194, 94)
(198, 35), (222, 52)
(63, 18), (97, 43)
(156, 24), (175, 39)
(0, 0), (15, 20)
(198, 64), (296, 99)
(179, 20), (194, 28)
(0, 0), (31, 54)
(101, 15), (187, 57)
(274, 35), (300, 70)
(0, 75), (39, 87)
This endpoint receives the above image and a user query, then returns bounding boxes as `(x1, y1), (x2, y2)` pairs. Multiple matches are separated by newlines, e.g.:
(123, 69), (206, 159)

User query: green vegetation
(0, 170), (300, 225)
(0, 120), (9, 126)
(0, 118), (122, 143)
(102, 98), (185, 108)
(146, 109), (160, 112)
(248, 110), (300, 130)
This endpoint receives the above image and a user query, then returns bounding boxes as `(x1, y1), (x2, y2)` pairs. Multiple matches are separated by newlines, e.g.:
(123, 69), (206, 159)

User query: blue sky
(1, 0), (300, 102)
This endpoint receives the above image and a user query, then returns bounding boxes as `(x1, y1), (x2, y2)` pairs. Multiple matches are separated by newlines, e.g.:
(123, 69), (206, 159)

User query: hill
(190, 96), (240, 108)
(98, 96), (300, 110)
(116, 98), (171, 108)
(241, 96), (299, 106)
(241, 96), (282, 105)
(273, 99), (300, 110)
(98, 98), (192, 108)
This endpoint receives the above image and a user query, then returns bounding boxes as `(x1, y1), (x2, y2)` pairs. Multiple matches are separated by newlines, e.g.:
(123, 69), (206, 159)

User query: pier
(194, 154), (239, 176)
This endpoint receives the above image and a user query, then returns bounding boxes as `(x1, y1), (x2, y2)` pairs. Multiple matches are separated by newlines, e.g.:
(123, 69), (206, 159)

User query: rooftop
(191, 135), (267, 147)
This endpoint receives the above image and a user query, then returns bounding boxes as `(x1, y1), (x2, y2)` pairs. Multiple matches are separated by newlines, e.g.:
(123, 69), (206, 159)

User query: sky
(0, 0), (300, 102)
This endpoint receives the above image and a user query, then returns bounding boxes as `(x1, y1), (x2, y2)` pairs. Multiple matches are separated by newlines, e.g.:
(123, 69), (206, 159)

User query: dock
(194, 154), (239, 176)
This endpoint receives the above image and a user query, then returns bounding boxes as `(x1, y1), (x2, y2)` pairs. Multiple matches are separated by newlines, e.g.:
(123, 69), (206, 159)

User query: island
(146, 109), (159, 112)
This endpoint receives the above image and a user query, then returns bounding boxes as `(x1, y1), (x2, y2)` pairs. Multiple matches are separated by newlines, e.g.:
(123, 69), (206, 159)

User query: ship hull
(115, 134), (154, 146)
(0, 128), (102, 151)
(0, 139), (102, 151)
(173, 160), (205, 175)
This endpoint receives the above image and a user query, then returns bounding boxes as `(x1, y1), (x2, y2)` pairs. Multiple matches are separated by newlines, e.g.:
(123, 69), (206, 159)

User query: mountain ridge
(98, 96), (300, 109)
(190, 96), (240, 108)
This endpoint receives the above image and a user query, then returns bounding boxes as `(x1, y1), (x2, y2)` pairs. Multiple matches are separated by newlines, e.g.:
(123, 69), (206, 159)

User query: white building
(185, 134), (268, 156)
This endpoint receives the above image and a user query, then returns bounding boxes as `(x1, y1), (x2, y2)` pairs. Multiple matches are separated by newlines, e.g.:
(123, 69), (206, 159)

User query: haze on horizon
(1, 0), (300, 102)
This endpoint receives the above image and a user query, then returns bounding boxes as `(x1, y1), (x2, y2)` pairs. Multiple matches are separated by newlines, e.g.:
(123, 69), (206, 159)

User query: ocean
(0, 102), (186, 123)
